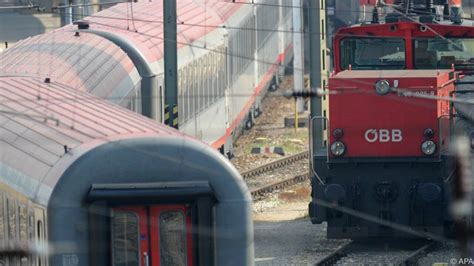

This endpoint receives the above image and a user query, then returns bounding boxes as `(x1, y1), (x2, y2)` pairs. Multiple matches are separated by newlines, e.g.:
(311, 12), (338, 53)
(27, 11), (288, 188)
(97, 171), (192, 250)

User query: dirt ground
(231, 76), (309, 172)
(227, 75), (344, 265)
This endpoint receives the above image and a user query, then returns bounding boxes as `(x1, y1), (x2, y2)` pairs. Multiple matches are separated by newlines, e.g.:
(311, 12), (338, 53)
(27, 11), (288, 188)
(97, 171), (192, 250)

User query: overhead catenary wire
(4, 2), (474, 109)
(1, 16), (473, 108)
(0, 19), (470, 111)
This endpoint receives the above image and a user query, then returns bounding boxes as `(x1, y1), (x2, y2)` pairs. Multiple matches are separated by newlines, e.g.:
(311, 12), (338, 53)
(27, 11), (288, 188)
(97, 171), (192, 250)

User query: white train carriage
(0, 0), (293, 157)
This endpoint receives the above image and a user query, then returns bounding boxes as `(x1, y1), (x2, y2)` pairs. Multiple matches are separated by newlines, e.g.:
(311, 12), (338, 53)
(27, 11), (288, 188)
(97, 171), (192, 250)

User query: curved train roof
(0, 76), (193, 205)
(0, 0), (240, 107)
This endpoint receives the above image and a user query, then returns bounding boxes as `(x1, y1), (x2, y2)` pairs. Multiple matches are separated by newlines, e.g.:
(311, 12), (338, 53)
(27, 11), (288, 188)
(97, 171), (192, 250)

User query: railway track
(399, 241), (436, 265)
(315, 240), (435, 266)
(250, 173), (310, 199)
(240, 150), (309, 179)
(314, 242), (353, 266)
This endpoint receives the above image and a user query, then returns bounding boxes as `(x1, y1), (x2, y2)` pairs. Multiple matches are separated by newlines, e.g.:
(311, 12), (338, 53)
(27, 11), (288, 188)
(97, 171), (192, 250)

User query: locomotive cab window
(414, 38), (474, 70)
(340, 38), (406, 70)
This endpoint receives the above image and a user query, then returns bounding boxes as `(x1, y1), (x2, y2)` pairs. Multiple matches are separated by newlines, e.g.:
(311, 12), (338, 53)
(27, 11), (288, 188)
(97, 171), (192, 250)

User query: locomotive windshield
(414, 38), (474, 70)
(340, 38), (406, 70)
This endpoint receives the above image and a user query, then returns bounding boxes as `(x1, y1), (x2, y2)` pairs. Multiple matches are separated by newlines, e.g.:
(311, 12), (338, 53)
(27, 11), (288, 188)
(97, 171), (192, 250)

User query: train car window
(187, 66), (191, 120)
(219, 51), (223, 96)
(212, 53), (216, 102)
(226, 47), (229, 92)
(209, 54), (212, 105)
(0, 193), (5, 266)
(111, 212), (140, 266)
(204, 56), (208, 108)
(19, 205), (27, 242)
(36, 219), (44, 266)
(159, 211), (186, 266)
(228, 37), (233, 83)
(136, 85), (142, 114)
(6, 198), (17, 245)
(340, 38), (405, 70)
(28, 213), (35, 266)
(17, 205), (29, 265)
(198, 58), (203, 111)
(182, 67), (188, 122)
(209, 53), (213, 104)
(214, 52), (218, 101)
(414, 38), (474, 70)
(0, 193), (5, 247)
(178, 69), (184, 124)
(192, 62), (197, 117)
(205, 55), (210, 107)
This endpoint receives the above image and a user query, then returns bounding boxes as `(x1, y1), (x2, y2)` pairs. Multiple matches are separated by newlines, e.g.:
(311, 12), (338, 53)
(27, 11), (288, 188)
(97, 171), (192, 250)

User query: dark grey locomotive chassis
(309, 153), (453, 239)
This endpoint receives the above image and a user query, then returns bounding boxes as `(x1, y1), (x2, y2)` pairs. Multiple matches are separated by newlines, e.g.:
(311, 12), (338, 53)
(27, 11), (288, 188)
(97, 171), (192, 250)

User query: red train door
(111, 205), (193, 266)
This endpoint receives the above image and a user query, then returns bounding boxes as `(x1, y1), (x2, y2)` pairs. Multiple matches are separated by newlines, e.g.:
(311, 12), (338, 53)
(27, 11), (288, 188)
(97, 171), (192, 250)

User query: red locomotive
(309, 0), (474, 238)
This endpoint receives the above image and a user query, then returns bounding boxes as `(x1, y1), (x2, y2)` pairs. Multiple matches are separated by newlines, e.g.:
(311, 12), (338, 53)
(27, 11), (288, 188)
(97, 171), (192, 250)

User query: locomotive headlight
(333, 128), (344, 139)
(421, 140), (436, 155)
(331, 141), (346, 156)
(423, 128), (434, 139)
(375, 80), (391, 95)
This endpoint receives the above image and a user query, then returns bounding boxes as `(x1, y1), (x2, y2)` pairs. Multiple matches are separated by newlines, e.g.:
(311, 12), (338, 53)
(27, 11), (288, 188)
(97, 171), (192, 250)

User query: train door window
(111, 205), (192, 266)
(111, 211), (140, 266)
(158, 211), (186, 265)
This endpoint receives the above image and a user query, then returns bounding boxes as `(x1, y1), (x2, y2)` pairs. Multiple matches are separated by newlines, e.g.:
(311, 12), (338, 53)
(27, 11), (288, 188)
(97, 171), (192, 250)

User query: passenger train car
(0, 0), (294, 157)
(0, 76), (253, 265)
(309, 0), (474, 238)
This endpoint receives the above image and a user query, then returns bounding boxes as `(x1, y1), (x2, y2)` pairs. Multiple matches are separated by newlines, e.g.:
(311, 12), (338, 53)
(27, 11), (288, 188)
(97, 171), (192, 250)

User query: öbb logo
(364, 129), (403, 143)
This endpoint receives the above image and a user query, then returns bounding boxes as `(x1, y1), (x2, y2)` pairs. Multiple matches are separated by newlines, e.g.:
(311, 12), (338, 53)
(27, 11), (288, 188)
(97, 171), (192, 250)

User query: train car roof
(0, 0), (240, 107)
(0, 76), (199, 205)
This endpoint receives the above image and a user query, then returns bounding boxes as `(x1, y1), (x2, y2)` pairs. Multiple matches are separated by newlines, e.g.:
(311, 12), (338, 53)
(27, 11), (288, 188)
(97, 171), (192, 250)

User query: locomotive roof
(0, 76), (195, 205)
(0, 0), (240, 107)
(335, 21), (474, 38)
(333, 69), (452, 79)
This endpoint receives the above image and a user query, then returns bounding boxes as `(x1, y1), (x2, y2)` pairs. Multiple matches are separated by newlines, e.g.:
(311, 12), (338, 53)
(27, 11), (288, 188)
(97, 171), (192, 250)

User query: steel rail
(249, 173), (310, 199)
(397, 241), (435, 266)
(314, 242), (353, 266)
(241, 150), (309, 179)
(315, 240), (434, 266)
